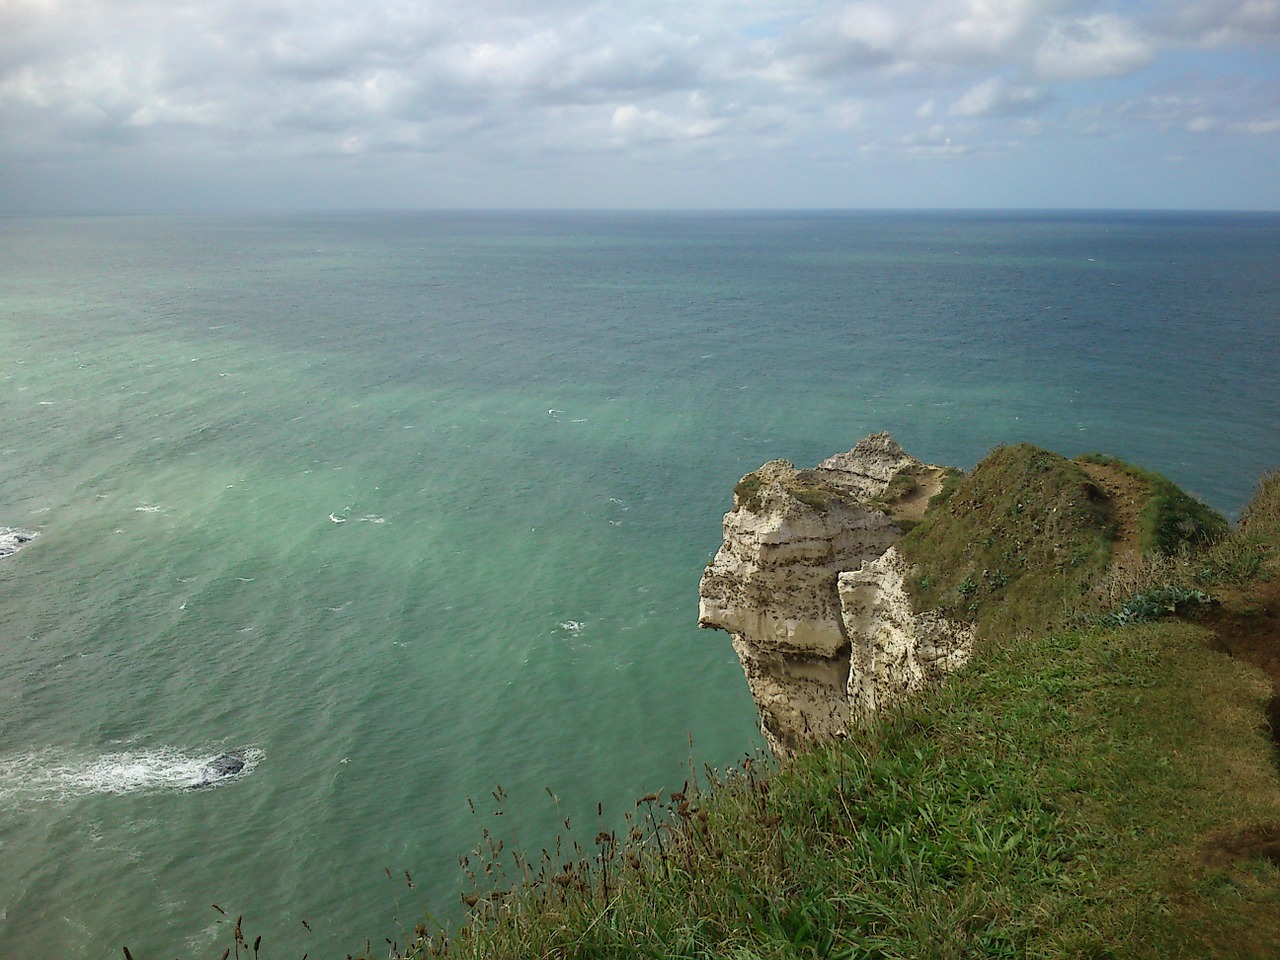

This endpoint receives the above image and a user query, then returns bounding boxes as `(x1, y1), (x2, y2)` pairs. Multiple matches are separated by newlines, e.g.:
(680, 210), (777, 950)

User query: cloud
(0, 0), (1277, 209)
(1158, 0), (1280, 48)
(609, 94), (728, 145)
(774, 0), (1060, 81)
(1033, 14), (1153, 80)
(949, 76), (1050, 116)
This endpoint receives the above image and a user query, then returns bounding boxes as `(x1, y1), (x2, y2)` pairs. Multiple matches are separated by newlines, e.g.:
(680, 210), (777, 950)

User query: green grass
(1240, 471), (1280, 540)
(733, 467), (868, 516)
(733, 471), (766, 512)
(897, 444), (1114, 638)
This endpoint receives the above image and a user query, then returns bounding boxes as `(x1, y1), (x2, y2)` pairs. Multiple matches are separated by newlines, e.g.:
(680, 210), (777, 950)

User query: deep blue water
(1, 210), (1277, 958)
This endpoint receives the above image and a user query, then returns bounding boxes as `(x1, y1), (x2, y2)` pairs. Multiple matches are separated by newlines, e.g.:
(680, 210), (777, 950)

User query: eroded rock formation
(698, 433), (972, 758)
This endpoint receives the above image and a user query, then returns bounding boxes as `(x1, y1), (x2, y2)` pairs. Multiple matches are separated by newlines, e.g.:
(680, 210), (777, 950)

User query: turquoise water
(1, 211), (1278, 957)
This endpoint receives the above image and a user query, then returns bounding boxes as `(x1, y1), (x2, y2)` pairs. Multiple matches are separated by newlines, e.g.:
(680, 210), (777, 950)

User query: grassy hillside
(896, 444), (1117, 638)
(366, 456), (1279, 960)
(376, 616), (1280, 960)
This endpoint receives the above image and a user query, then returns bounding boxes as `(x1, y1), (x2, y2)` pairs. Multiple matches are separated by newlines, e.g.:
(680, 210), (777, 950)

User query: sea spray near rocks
(0, 527), (38, 559)
(0, 747), (262, 808)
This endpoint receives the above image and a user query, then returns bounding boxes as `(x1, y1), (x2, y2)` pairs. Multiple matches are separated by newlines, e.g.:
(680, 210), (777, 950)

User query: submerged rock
(698, 433), (971, 758)
(188, 750), (247, 789)
(0, 527), (39, 560)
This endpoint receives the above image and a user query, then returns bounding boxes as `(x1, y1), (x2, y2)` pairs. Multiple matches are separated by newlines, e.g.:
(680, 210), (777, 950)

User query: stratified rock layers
(698, 433), (972, 758)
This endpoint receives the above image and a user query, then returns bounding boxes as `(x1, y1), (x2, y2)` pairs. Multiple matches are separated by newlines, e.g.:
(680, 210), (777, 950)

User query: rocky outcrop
(698, 433), (971, 758)
(839, 547), (973, 717)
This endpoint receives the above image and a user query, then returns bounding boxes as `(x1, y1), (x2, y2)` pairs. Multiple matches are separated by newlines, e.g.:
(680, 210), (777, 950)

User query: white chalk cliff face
(698, 433), (973, 758)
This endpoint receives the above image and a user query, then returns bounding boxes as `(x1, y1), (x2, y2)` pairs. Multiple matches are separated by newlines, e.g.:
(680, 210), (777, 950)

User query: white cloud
(776, 0), (1061, 81)
(610, 94), (728, 145)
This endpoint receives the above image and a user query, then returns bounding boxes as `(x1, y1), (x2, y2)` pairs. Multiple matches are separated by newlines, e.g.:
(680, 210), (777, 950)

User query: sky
(1, 0), (1277, 212)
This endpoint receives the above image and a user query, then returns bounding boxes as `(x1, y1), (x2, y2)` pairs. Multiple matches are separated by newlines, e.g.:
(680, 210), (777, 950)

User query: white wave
(0, 527), (38, 559)
(328, 513), (348, 523)
(356, 515), (386, 524)
(559, 619), (584, 636)
(134, 504), (162, 514)
(0, 747), (263, 807)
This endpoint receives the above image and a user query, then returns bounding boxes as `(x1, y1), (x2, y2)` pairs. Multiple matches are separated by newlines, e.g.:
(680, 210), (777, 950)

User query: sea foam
(0, 747), (262, 807)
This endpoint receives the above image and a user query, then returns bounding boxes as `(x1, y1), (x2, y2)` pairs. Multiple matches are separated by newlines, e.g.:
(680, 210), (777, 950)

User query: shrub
(1100, 585), (1212, 627)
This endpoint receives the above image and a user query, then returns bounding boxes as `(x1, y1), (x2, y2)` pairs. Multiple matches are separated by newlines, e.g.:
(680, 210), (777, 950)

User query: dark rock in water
(0, 527), (39, 559)
(189, 750), (247, 789)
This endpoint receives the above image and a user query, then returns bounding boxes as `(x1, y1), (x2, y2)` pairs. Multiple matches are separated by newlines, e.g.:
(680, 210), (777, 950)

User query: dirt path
(1079, 461), (1147, 565)
(891, 466), (949, 522)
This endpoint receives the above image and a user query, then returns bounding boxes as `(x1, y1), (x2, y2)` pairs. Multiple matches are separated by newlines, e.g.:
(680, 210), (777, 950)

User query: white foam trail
(0, 747), (262, 807)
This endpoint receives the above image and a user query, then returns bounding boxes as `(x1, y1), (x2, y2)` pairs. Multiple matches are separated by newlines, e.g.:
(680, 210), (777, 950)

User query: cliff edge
(698, 433), (971, 757)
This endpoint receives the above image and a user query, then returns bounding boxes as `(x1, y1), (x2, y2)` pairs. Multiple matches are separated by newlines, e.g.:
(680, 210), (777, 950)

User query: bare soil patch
(1201, 821), (1280, 868)
(1198, 576), (1280, 740)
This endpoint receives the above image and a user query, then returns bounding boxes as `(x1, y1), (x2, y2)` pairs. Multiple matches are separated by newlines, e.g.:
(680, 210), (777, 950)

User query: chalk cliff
(698, 433), (972, 758)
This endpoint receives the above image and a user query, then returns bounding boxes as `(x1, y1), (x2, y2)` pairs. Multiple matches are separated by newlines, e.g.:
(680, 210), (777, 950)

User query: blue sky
(1, 0), (1277, 211)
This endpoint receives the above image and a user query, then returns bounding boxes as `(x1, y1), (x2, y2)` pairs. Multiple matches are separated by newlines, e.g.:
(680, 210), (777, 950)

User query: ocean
(1, 210), (1278, 958)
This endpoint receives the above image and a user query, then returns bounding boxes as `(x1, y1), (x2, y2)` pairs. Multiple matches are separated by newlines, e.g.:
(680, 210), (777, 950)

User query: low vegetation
(733, 467), (866, 515)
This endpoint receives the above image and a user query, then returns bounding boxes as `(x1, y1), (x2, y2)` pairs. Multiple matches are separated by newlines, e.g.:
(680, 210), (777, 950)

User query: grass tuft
(1239, 471), (1280, 540)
